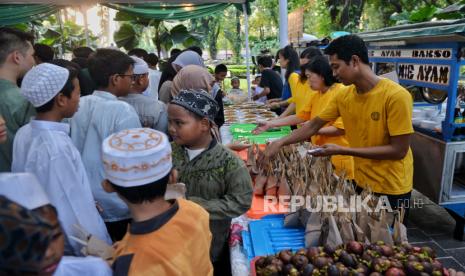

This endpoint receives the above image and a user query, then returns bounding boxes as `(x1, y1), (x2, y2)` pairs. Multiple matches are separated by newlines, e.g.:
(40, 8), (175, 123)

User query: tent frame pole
(242, 2), (251, 100)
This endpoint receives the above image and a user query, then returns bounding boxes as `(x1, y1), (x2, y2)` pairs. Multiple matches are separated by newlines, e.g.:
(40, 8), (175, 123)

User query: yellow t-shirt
(113, 199), (213, 276)
(318, 78), (414, 195)
(297, 83), (354, 179)
(286, 72), (314, 115)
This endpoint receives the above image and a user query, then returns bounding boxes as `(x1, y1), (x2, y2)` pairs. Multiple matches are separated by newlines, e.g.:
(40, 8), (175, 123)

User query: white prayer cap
(102, 128), (172, 187)
(131, 56), (149, 75)
(0, 173), (50, 210)
(21, 63), (69, 107)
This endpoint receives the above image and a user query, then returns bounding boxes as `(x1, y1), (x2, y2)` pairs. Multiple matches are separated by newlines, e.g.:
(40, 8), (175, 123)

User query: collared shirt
(69, 90), (141, 222)
(12, 120), (111, 255)
(0, 79), (36, 172)
(119, 93), (168, 133)
(113, 199), (213, 276)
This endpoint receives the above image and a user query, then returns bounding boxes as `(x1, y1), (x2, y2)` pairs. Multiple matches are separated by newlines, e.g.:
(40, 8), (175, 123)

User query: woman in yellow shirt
(254, 56), (354, 179)
(269, 47), (322, 118)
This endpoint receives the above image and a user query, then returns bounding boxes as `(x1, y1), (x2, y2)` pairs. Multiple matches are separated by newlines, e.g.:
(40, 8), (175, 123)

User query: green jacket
(0, 79), (35, 172)
(172, 140), (252, 261)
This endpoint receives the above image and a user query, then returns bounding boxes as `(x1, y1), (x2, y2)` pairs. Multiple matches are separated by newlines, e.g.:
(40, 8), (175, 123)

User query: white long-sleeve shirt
(12, 120), (111, 255)
(69, 90), (141, 222)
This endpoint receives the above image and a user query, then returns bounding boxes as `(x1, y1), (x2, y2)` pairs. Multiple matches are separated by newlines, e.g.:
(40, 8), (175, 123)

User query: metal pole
(243, 3), (252, 100)
(279, 0), (288, 48)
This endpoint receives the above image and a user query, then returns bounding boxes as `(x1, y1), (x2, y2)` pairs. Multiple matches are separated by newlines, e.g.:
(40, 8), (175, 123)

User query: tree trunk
(233, 9), (242, 63)
(208, 18), (221, 60)
(154, 25), (161, 58)
(338, 0), (365, 30)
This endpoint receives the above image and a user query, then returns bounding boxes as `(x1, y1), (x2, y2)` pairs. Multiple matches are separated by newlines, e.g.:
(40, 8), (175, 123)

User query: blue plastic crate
(241, 214), (305, 261)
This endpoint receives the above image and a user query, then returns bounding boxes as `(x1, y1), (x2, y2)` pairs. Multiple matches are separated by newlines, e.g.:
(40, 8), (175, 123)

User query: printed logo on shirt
(371, 112), (380, 121)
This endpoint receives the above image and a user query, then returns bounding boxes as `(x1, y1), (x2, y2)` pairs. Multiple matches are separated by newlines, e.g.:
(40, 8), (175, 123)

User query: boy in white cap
(11, 63), (111, 256)
(69, 49), (141, 242)
(101, 128), (213, 276)
(120, 56), (168, 133)
(0, 173), (113, 276)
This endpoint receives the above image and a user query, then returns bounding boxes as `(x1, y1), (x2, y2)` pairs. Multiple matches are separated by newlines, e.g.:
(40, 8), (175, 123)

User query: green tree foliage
(189, 15), (222, 59)
(222, 6), (242, 63)
(113, 11), (202, 55)
(10, 15), (98, 55)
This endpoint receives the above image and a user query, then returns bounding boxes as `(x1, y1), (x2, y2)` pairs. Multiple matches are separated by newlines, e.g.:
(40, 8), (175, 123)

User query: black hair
(187, 46), (202, 57)
(35, 63), (80, 113)
(128, 48), (148, 59)
(71, 57), (88, 68)
(215, 64), (228, 74)
(300, 47), (323, 60)
(158, 54), (179, 90)
(0, 27), (34, 65)
(72, 46), (94, 59)
(324, 35), (369, 65)
(88, 48), (134, 89)
(278, 45), (300, 81)
(299, 46), (323, 82)
(257, 56), (272, 68)
(303, 55), (337, 87)
(50, 59), (81, 71)
(170, 48), (182, 57)
(109, 173), (170, 204)
(145, 53), (159, 67)
(33, 43), (54, 63)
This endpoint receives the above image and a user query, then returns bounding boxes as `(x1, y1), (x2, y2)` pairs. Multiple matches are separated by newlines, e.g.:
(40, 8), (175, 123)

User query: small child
(12, 63), (111, 255)
(168, 90), (252, 274)
(101, 128), (213, 275)
(252, 74), (267, 103)
(227, 77), (247, 104)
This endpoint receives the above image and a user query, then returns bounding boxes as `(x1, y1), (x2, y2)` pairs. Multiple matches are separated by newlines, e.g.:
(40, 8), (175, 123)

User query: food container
(412, 118), (423, 126)
(421, 120), (439, 130)
(423, 108), (440, 119)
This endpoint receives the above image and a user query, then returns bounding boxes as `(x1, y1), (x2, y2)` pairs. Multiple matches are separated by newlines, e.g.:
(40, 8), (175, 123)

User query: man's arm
(262, 117), (328, 160)
(252, 87), (270, 100)
(315, 134), (412, 160)
(253, 115), (305, 134)
(317, 126), (345, 137)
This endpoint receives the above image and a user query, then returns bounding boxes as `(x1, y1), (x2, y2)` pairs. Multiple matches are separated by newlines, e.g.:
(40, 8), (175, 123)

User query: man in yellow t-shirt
(263, 35), (413, 209)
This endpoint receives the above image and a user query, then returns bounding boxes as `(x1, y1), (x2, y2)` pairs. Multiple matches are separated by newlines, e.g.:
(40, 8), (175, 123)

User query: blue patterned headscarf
(171, 89), (219, 123)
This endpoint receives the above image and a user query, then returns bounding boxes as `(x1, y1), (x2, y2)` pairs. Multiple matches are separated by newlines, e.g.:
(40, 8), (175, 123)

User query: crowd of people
(0, 25), (414, 276)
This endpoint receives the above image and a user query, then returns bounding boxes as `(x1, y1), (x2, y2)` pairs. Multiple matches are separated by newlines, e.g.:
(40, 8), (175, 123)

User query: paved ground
(407, 190), (465, 271)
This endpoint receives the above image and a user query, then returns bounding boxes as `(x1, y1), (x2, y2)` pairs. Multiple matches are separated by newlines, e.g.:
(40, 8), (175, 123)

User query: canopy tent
(0, 0), (255, 97)
(358, 19), (465, 44)
(0, 4), (60, 26)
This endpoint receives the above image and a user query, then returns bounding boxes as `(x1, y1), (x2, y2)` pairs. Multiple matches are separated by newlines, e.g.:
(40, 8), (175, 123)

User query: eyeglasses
(117, 74), (137, 81)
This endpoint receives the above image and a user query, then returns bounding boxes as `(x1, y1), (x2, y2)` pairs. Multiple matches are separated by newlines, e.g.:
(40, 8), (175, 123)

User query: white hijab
(172, 50), (204, 69)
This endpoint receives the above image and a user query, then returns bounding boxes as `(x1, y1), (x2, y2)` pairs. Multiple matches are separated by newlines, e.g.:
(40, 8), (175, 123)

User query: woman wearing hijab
(172, 50), (205, 71)
(171, 65), (224, 128)
(159, 50), (205, 104)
